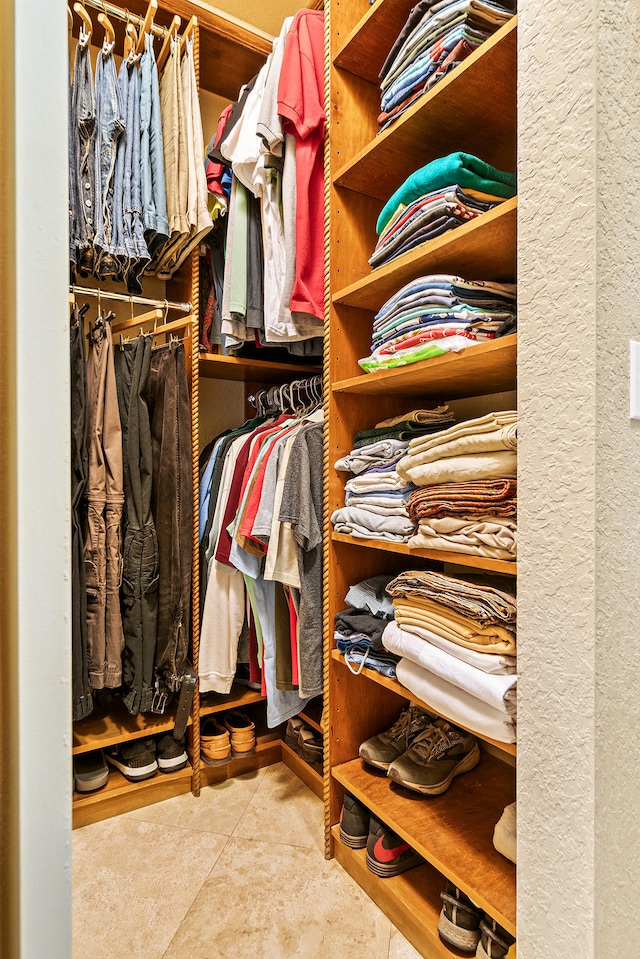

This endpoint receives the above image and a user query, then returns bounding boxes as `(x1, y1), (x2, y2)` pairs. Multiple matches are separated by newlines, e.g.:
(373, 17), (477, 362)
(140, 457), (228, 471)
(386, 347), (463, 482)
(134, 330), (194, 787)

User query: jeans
(114, 334), (158, 715)
(84, 317), (125, 688)
(144, 342), (192, 700)
(71, 307), (93, 720)
(70, 39), (97, 276)
(140, 32), (169, 258)
(93, 48), (125, 280)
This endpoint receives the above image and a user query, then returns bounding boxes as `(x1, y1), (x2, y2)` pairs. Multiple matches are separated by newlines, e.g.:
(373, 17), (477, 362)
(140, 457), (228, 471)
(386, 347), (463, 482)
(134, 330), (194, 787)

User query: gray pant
(70, 38), (97, 275)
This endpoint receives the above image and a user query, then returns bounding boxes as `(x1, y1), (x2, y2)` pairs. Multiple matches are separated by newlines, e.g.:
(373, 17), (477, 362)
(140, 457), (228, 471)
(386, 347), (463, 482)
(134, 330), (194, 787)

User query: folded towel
(407, 479), (517, 520)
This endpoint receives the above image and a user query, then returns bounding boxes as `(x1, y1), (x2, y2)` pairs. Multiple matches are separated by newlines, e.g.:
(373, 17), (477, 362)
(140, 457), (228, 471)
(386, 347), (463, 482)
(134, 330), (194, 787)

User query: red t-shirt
(277, 10), (325, 321)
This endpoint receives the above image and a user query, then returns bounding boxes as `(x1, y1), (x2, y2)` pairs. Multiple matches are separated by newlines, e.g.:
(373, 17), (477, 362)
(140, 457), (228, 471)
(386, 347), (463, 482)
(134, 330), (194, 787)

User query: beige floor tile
(123, 768), (267, 837)
(388, 927), (425, 959)
(162, 836), (392, 959)
(73, 817), (227, 959)
(232, 762), (324, 851)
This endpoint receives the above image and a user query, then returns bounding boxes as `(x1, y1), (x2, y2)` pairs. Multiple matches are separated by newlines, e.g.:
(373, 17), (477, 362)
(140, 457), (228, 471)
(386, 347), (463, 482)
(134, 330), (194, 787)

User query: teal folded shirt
(376, 152), (517, 235)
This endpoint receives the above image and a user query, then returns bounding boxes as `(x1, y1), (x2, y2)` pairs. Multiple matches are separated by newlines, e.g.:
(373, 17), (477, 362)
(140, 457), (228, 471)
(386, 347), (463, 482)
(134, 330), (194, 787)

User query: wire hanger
(73, 2), (93, 45)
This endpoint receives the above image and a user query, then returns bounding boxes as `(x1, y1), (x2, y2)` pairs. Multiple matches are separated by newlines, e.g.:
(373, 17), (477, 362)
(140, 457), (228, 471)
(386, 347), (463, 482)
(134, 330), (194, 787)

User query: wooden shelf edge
(331, 650), (516, 757)
(72, 764), (193, 828)
(333, 16), (518, 188)
(199, 685), (266, 718)
(199, 352), (322, 382)
(331, 826), (469, 959)
(199, 730), (283, 787)
(330, 532), (517, 576)
(72, 704), (184, 755)
(332, 0), (402, 79)
(298, 709), (324, 735)
(281, 741), (324, 799)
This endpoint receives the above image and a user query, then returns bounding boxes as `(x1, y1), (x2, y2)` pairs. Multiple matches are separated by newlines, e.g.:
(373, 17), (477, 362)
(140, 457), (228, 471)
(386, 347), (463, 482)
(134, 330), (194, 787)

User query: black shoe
(297, 725), (323, 765)
(73, 750), (109, 793)
(365, 816), (423, 878)
(339, 794), (369, 849)
(156, 734), (188, 773)
(477, 916), (516, 959)
(438, 881), (482, 953)
(359, 704), (434, 771)
(105, 739), (158, 782)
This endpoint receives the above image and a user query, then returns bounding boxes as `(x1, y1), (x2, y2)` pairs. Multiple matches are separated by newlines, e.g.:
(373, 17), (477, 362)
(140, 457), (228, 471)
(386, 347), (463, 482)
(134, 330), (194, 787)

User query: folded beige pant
(406, 411), (517, 455)
(393, 597), (517, 654)
(407, 515), (517, 559)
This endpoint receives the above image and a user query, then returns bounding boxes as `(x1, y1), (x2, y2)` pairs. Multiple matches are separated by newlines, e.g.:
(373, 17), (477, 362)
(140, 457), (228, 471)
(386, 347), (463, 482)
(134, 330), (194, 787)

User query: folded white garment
(397, 450), (517, 486)
(346, 470), (411, 493)
(383, 621), (516, 714)
(494, 802), (517, 863)
(396, 657), (516, 744)
(331, 506), (415, 541)
(399, 622), (516, 674)
(346, 493), (412, 509)
(407, 515), (517, 560)
(335, 439), (409, 474)
(403, 424), (517, 467)
(407, 411), (517, 453)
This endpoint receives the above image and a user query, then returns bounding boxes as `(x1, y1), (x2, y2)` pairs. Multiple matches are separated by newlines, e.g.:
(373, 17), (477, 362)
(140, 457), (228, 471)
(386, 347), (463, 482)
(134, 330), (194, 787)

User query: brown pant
(84, 318), (125, 688)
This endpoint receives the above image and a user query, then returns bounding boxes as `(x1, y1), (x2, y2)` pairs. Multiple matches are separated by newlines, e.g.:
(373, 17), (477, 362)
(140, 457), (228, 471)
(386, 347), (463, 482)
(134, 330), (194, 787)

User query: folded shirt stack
(384, 569), (517, 742)
(359, 274), (516, 373)
(396, 411), (517, 560)
(378, 0), (517, 131)
(332, 408), (456, 543)
(334, 576), (400, 677)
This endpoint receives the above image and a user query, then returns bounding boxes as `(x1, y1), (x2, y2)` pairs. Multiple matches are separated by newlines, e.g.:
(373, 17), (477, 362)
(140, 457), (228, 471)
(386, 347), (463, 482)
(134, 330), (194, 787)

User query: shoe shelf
(331, 826), (468, 959)
(72, 699), (184, 755)
(332, 198), (517, 312)
(280, 741), (324, 800)
(72, 763), (193, 829)
(332, 756), (516, 936)
(199, 684), (267, 719)
(299, 696), (324, 734)
(331, 532), (517, 577)
(334, 17), (517, 200)
(331, 651), (516, 758)
(199, 728), (283, 788)
(199, 353), (322, 383)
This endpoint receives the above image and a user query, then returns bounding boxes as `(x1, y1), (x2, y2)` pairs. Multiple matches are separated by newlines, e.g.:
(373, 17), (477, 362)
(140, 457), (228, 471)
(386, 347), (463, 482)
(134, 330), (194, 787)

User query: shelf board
(199, 684), (266, 718)
(281, 741), (324, 799)
(199, 353), (322, 383)
(331, 532), (517, 576)
(334, 0), (416, 85)
(333, 334), (517, 399)
(72, 763), (193, 829)
(331, 650), (516, 757)
(332, 756), (516, 935)
(331, 826), (469, 959)
(199, 729), (283, 787)
(299, 695), (324, 734)
(333, 198), (517, 312)
(72, 699), (183, 755)
(334, 18), (517, 198)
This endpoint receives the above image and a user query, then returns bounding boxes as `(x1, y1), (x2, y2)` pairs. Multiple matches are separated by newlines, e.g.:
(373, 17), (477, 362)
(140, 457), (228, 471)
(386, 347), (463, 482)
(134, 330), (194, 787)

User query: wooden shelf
(199, 353), (322, 382)
(299, 696), (324, 734)
(72, 763), (193, 829)
(331, 826), (469, 959)
(281, 741), (324, 799)
(333, 0), (415, 85)
(332, 334), (517, 399)
(335, 18), (518, 198)
(331, 650), (516, 757)
(199, 683), (266, 718)
(199, 729), (282, 787)
(333, 198), (517, 312)
(331, 532), (517, 576)
(332, 756), (516, 935)
(72, 699), (183, 755)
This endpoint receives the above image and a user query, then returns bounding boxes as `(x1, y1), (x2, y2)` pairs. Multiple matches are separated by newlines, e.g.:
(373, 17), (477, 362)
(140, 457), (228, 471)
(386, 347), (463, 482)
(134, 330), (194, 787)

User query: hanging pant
(144, 341), (192, 701)
(114, 334), (158, 715)
(71, 307), (92, 720)
(84, 318), (125, 688)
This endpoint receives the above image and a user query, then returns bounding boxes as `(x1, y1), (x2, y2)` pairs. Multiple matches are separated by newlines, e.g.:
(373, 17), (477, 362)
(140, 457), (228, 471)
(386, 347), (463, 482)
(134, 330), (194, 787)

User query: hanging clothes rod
(80, 0), (168, 40)
(70, 285), (192, 313)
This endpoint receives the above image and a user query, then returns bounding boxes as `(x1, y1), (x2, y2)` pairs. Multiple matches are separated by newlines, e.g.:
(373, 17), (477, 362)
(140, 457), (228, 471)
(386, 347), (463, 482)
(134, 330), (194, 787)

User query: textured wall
(517, 0), (597, 955)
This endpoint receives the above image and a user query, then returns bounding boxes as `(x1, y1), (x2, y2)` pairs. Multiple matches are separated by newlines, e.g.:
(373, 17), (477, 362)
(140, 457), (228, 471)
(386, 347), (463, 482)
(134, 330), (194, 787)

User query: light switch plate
(631, 341), (640, 419)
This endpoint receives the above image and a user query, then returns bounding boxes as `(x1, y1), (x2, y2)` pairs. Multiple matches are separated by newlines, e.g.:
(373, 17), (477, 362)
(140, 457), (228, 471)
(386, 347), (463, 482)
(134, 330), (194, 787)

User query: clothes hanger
(135, 0), (158, 55)
(68, 5), (73, 31)
(97, 9), (116, 54)
(124, 22), (138, 62)
(180, 15), (197, 56)
(73, 2), (92, 46)
(156, 15), (180, 72)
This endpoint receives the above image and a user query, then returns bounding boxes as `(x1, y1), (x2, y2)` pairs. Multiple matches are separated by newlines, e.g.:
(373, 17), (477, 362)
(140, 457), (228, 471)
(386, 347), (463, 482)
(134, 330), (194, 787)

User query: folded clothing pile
(334, 575), (400, 678)
(359, 274), (516, 373)
(378, 0), (517, 131)
(397, 411), (517, 560)
(332, 408), (456, 543)
(384, 569), (517, 742)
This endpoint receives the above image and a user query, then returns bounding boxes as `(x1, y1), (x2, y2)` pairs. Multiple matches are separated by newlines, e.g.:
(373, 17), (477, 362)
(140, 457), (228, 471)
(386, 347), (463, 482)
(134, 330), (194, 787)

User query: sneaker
(359, 704), (434, 771)
(438, 882), (482, 953)
(339, 794), (369, 849)
(387, 718), (480, 795)
(156, 734), (188, 773)
(477, 916), (516, 959)
(298, 725), (323, 765)
(201, 717), (231, 766)
(105, 739), (158, 782)
(73, 750), (109, 793)
(365, 816), (423, 878)
(223, 710), (256, 757)
(285, 716), (305, 753)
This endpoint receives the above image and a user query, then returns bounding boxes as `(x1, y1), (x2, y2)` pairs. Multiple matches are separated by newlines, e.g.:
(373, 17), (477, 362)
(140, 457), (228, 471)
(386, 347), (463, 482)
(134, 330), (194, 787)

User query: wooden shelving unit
(72, 763), (193, 829)
(281, 741), (324, 799)
(199, 684), (266, 718)
(331, 532), (517, 576)
(199, 353), (322, 383)
(199, 729), (283, 788)
(73, 699), (184, 755)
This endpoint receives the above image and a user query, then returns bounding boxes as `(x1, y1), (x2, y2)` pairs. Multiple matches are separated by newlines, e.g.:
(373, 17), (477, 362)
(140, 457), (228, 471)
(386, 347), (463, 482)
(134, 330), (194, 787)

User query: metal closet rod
(70, 285), (192, 313)
(80, 0), (169, 39)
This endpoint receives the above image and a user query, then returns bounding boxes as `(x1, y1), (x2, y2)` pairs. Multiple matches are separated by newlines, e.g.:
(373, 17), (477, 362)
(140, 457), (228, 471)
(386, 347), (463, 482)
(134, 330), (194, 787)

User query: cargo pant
(114, 334), (158, 715)
(84, 317), (125, 688)
(144, 341), (192, 703)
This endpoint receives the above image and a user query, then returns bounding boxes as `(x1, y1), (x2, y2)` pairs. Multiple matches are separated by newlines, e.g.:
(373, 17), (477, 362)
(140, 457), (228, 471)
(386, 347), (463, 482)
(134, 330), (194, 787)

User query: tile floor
(73, 762), (423, 959)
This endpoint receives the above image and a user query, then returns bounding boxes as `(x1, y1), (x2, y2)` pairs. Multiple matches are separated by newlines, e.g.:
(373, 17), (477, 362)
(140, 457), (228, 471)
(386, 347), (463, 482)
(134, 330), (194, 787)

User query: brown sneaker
(200, 717), (231, 766)
(298, 725), (323, 765)
(223, 710), (256, 758)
